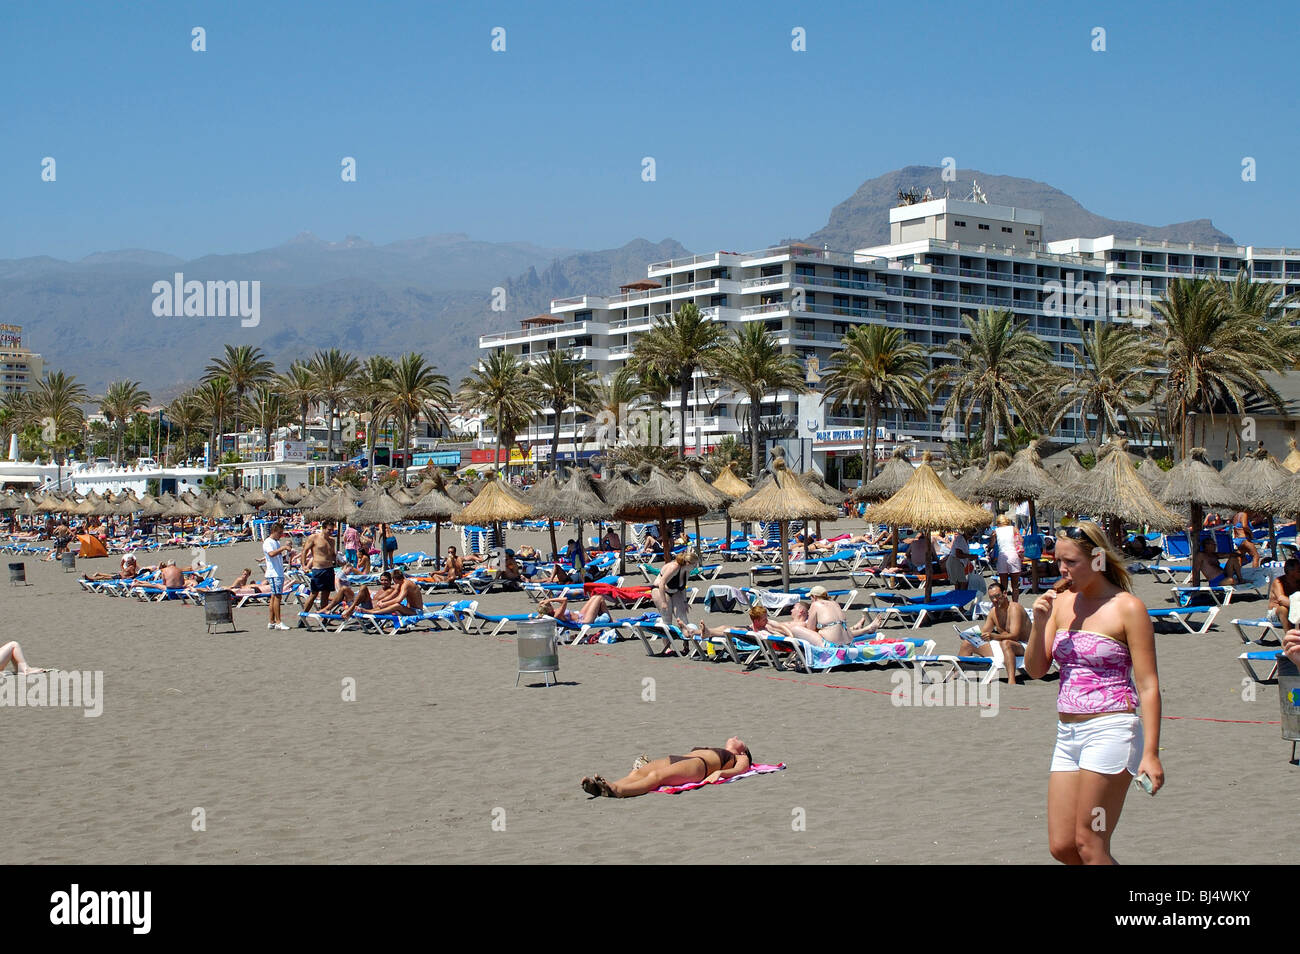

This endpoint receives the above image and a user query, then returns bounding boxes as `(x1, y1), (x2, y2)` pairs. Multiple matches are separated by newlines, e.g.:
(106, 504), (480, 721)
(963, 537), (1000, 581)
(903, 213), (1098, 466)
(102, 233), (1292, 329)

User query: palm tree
(585, 363), (647, 450)
(383, 353), (451, 481)
(459, 351), (538, 475)
(309, 349), (360, 460)
(1059, 319), (1150, 445)
(349, 355), (398, 481)
(822, 324), (930, 480)
(204, 345), (274, 436)
(194, 377), (235, 454)
(248, 384), (291, 455)
(631, 303), (726, 457)
(98, 380), (151, 463)
(167, 392), (206, 464)
(276, 361), (318, 442)
(1149, 277), (1288, 457)
(713, 323), (808, 477)
(530, 350), (596, 475)
(928, 308), (1054, 459)
(30, 370), (89, 483)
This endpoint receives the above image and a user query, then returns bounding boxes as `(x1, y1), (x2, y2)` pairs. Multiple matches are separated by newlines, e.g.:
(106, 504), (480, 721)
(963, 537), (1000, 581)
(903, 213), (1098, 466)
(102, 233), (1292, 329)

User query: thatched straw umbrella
(1041, 448), (1087, 483)
(553, 469), (616, 572)
(308, 489), (360, 524)
(1159, 447), (1240, 581)
(353, 489), (410, 527)
(1231, 445), (1292, 554)
(679, 461), (728, 552)
(976, 441), (1057, 590)
(710, 463), (751, 555)
(596, 466), (640, 575)
(962, 451), (1012, 505)
(1283, 438), (1300, 474)
(613, 467), (706, 566)
(447, 482), (475, 505)
(453, 478), (534, 562)
(852, 447), (919, 566)
(523, 473), (565, 563)
(861, 451), (992, 601)
(729, 452), (838, 592)
(1041, 439), (1182, 543)
(406, 481), (459, 568)
(800, 469), (845, 540)
(389, 485), (417, 506)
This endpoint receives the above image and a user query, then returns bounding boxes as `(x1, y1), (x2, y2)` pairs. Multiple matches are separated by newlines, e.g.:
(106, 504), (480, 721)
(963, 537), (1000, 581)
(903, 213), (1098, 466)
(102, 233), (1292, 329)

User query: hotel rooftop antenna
(965, 180), (989, 204)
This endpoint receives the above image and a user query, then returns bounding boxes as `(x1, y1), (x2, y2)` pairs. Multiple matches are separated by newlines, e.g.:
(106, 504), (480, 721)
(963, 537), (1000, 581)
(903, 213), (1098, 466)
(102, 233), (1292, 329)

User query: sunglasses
(1058, 526), (1091, 541)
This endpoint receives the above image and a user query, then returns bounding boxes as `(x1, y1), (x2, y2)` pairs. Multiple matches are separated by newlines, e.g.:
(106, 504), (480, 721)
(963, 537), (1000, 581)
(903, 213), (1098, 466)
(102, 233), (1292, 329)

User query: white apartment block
(480, 198), (1300, 483)
(0, 325), (44, 397)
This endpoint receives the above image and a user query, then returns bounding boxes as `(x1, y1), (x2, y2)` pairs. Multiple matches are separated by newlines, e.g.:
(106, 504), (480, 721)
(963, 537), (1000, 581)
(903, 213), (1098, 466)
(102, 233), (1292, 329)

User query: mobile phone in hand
(1134, 772), (1155, 796)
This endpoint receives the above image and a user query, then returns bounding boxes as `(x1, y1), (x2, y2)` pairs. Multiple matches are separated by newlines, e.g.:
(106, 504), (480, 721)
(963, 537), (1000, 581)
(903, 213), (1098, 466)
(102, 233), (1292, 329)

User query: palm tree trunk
(866, 402), (879, 483)
(300, 402), (308, 442)
(551, 399), (563, 477)
(402, 415), (411, 483)
(679, 370), (690, 458)
(750, 391), (761, 479)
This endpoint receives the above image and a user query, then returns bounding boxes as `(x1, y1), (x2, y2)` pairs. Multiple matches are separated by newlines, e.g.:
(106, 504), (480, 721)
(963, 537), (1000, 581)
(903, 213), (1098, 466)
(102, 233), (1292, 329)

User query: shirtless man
(298, 520), (339, 622)
(1268, 558), (1300, 623)
(959, 583), (1030, 684)
(430, 547), (465, 583)
(160, 561), (185, 589)
(326, 571), (395, 620)
(1193, 538), (1241, 587)
(370, 569), (423, 615)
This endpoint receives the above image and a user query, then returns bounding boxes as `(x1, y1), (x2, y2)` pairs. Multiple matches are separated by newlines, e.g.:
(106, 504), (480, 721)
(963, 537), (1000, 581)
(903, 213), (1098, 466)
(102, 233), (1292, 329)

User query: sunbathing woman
(539, 594), (611, 625)
(0, 640), (49, 675)
(581, 737), (752, 798)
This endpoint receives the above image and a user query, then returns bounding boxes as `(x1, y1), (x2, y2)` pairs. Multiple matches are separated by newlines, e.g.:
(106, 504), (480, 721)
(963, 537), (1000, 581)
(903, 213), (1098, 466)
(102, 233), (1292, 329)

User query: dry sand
(2, 521), (1295, 864)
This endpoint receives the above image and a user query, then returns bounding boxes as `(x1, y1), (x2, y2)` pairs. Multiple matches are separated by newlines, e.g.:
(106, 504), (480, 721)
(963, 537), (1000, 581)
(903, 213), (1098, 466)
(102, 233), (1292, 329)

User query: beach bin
(1278, 656), (1300, 764)
(202, 589), (237, 634)
(61, 552), (76, 572)
(515, 617), (559, 687)
(8, 562), (27, 586)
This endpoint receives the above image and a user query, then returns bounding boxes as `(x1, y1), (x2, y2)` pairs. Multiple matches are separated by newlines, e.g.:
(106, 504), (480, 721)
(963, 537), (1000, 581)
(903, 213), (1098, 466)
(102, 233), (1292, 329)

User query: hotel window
(1026, 229), (1036, 237)
(1001, 227), (1012, 233)
(978, 224), (990, 231)
(953, 220), (966, 227)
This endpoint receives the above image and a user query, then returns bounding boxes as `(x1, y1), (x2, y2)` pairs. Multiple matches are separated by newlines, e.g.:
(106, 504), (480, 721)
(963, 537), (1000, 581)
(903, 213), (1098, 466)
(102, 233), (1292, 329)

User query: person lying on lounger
(538, 595), (611, 625)
(85, 553), (140, 582)
(541, 563), (573, 584)
(0, 640), (49, 675)
(1268, 558), (1300, 622)
(581, 737), (752, 798)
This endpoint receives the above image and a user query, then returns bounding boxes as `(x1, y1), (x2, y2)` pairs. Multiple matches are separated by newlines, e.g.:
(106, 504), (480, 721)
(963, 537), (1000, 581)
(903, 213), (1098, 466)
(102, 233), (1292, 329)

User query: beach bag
(1023, 533), (1043, 561)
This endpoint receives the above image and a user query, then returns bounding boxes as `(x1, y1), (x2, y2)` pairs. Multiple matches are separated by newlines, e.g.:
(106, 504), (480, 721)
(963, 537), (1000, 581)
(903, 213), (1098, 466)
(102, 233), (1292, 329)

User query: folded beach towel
(654, 762), (786, 794)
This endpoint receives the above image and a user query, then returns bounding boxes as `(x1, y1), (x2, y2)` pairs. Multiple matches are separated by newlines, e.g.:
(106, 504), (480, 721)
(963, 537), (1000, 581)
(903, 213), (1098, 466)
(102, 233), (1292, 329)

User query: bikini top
(663, 565), (691, 595)
(1052, 630), (1139, 715)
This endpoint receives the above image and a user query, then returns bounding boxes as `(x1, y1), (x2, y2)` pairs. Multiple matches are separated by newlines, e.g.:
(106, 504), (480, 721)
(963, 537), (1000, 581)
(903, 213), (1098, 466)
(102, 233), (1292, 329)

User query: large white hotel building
(479, 198), (1300, 483)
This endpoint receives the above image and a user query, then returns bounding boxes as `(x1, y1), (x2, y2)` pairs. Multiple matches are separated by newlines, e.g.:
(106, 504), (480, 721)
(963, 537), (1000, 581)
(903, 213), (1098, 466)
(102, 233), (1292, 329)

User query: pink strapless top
(1052, 630), (1139, 715)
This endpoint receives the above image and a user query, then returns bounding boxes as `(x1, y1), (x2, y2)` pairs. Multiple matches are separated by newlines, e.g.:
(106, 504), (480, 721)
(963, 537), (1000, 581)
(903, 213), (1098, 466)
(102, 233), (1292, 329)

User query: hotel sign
(815, 427), (889, 444)
(0, 323), (21, 348)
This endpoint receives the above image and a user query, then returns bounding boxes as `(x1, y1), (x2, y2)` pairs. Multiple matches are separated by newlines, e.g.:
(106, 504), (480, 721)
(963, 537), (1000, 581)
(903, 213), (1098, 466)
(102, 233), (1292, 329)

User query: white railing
(605, 278), (720, 305)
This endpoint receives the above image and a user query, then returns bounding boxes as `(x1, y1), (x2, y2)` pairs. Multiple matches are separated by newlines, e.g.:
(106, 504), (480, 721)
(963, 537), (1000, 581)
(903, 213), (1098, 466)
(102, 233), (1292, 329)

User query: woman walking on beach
(581, 737), (752, 798)
(651, 548), (697, 629)
(1025, 521), (1163, 865)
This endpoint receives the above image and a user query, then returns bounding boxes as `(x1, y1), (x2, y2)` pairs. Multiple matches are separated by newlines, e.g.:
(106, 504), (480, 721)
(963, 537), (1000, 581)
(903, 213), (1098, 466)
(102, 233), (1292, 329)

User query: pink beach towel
(653, 762), (786, 795)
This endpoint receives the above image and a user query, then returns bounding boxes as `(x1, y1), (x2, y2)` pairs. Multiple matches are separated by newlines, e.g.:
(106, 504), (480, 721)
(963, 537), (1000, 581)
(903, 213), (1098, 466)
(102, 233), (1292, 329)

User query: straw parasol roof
(16, 495), (39, 516)
(446, 482), (475, 505)
(975, 448), (1045, 503)
(453, 478), (533, 526)
(308, 489), (360, 523)
(1159, 448), (1238, 515)
(711, 463), (751, 500)
(853, 446), (918, 502)
(1230, 445), (1292, 514)
(113, 495), (143, 516)
(242, 488), (269, 508)
(407, 484), (458, 520)
(389, 485), (417, 506)
(1136, 449), (1169, 497)
(1283, 438), (1300, 474)
(861, 451), (992, 533)
(614, 467), (705, 523)
(1041, 448), (1088, 483)
(353, 489), (410, 526)
(729, 455), (839, 524)
(800, 469), (847, 507)
(161, 496), (202, 518)
(1040, 439), (1182, 530)
(546, 470), (616, 524)
(679, 463), (729, 512)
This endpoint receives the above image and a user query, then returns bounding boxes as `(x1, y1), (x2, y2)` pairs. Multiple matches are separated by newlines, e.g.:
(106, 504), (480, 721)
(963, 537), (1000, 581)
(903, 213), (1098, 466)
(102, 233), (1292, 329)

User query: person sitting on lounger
(538, 594), (611, 626)
(368, 569), (423, 615)
(958, 583), (1029, 685)
(159, 561), (185, 589)
(1193, 538), (1242, 586)
(429, 547), (466, 583)
(0, 639), (49, 675)
(600, 528), (622, 551)
(500, 555), (525, 587)
(542, 563), (573, 584)
(800, 585), (879, 646)
(581, 737), (752, 798)
(85, 552), (140, 582)
(323, 571), (395, 619)
(1268, 558), (1300, 623)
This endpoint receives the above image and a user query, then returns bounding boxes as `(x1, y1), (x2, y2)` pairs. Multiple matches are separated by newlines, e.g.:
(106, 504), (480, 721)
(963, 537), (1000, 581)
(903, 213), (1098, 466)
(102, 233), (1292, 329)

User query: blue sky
(3, 0), (1297, 260)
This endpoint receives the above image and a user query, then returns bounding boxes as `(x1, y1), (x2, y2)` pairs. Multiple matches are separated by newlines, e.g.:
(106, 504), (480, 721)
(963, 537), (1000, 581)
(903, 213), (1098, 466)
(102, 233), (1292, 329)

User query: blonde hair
(679, 548), (699, 567)
(1056, 520), (1132, 592)
(996, 514), (1011, 526)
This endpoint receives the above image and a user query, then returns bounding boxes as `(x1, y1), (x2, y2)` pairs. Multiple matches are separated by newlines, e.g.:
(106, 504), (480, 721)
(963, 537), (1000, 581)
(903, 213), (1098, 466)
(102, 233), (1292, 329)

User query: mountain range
(0, 166), (1239, 399)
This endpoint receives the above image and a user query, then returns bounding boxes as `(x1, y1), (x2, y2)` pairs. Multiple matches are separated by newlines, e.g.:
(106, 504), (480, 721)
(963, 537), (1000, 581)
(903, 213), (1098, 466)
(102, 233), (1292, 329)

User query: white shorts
(996, 553), (1022, 575)
(1050, 713), (1142, 776)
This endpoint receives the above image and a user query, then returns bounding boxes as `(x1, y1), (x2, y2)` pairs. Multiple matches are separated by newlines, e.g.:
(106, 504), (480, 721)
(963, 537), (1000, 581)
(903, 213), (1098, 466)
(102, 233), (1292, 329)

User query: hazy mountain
(0, 166), (1246, 396)
(802, 165), (1236, 250)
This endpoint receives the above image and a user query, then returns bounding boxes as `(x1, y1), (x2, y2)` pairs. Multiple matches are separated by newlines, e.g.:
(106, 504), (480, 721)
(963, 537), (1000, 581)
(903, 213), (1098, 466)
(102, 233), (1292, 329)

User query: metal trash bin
(60, 552), (76, 572)
(1278, 656), (1300, 764)
(203, 589), (237, 634)
(515, 617), (559, 687)
(8, 562), (27, 586)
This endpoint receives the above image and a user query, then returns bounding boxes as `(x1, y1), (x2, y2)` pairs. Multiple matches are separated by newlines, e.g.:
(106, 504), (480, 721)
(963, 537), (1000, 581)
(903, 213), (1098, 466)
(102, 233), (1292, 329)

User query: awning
(0, 475), (43, 484)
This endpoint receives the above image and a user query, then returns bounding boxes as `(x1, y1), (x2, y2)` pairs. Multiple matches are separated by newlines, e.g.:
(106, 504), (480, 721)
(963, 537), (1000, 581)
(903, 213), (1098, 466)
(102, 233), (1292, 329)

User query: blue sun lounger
(1230, 615), (1283, 645)
(1239, 649), (1283, 684)
(868, 589), (979, 629)
(1147, 605), (1220, 634)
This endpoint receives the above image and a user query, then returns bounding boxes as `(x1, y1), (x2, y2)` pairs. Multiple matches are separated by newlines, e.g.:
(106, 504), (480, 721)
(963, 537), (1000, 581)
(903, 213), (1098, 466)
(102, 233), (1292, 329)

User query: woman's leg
(580, 594), (609, 624)
(602, 757), (706, 797)
(1072, 769), (1132, 865)
(1047, 771), (1083, 864)
(0, 640), (44, 674)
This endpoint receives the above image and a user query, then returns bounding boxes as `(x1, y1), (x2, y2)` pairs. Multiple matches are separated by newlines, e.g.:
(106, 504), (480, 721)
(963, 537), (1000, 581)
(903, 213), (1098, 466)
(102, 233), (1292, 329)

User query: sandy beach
(2, 520), (1294, 865)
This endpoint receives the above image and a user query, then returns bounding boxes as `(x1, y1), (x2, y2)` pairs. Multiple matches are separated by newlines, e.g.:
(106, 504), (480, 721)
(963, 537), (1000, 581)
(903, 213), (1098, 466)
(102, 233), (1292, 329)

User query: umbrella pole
(575, 520), (584, 574)
(659, 515), (671, 565)
(1028, 499), (1040, 593)
(1268, 514), (1276, 559)
(923, 532), (933, 602)
(694, 515), (702, 555)
(548, 517), (558, 567)
(724, 510), (732, 560)
(780, 519), (790, 593)
(619, 521), (627, 577)
(435, 522), (441, 571)
(1188, 504), (1202, 586)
